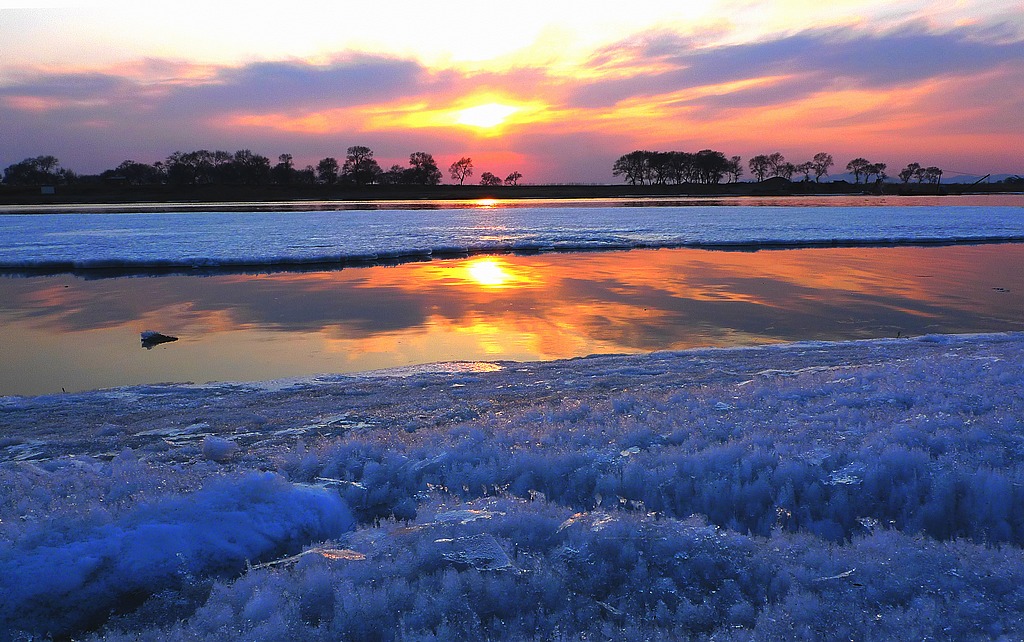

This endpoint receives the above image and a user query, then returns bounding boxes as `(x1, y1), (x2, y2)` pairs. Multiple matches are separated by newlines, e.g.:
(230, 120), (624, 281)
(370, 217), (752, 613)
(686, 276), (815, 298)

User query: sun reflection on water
(4, 245), (1023, 396)
(463, 257), (532, 289)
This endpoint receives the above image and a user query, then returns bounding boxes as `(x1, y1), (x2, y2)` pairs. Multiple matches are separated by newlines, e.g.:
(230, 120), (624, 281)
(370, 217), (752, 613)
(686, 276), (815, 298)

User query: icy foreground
(2, 333), (1024, 640)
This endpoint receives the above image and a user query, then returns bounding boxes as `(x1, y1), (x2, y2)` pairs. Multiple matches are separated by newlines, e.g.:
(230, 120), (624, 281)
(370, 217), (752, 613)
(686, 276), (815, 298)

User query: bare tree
(777, 162), (797, 180)
(748, 155), (771, 182)
(845, 158), (871, 184)
(766, 152), (787, 178)
(479, 171), (502, 186)
(795, 161), (814, 182)
(899, 162), (921, 183)
(864, 162), (887, 183)
(448, 157), (474, 185)
(612, 151), (651, 185)
(922, 166), (943, 184)
(725, 156), (744, 183)
(811, 152), (834, 182)
(504, 171), (523, 186)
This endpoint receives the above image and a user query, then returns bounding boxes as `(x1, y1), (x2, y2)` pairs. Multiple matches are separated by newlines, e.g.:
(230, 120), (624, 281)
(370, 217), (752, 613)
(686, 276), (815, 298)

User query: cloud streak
(568, 25), (1024, 108)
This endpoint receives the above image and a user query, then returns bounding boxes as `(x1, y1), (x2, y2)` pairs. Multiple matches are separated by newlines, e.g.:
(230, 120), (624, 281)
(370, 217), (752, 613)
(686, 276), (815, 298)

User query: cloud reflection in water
(1, 245), (1022, 395)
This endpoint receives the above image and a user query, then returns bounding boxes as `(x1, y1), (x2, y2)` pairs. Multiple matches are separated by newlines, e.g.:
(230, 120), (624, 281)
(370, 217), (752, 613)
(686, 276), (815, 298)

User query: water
(2, 195), (1022, 395)
(2, 243), (1022, 396)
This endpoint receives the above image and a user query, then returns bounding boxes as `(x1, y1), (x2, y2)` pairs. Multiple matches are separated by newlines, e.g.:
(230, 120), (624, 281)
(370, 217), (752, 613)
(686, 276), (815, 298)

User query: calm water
(2, 243), (1022, 396)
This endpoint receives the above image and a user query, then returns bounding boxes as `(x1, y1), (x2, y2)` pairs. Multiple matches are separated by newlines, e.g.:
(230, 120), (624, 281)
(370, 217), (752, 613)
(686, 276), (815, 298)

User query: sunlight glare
(467, 259), (513, 287)
(456, 103), (519, 129)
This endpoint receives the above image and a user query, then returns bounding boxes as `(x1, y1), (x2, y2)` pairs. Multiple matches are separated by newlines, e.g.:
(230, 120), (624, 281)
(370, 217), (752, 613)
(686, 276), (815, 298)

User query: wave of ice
(2, 332), (1024, 639)
(0, 472), (353, 637)
(2, 204), (1023, 273)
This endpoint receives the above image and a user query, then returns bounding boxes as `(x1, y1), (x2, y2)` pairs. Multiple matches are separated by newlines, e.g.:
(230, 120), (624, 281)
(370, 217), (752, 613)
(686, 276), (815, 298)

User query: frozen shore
(2, 332), (1024, 639)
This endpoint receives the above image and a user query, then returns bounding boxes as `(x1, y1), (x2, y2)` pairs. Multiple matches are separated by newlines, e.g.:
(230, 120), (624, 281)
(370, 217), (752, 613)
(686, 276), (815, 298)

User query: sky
(1, 1), (1022, 183)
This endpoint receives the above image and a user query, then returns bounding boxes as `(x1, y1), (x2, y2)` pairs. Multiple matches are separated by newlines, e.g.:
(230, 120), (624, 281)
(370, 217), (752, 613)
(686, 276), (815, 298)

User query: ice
(2, 204), (1024, 273)
(437, 533), (516, 571)
(1, 332), (1023, 638)
(0, 473), (353, 637)
(201, 436), (238, 462)
(3, 193), (1024, 639)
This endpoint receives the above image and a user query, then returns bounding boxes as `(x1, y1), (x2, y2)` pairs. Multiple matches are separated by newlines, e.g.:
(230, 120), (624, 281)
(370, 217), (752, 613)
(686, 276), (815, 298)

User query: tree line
(0, 147), (1001, 189)
(613, 149), (951, 185)
(613, 150), (744, 185)
(1, 147), (524, 188)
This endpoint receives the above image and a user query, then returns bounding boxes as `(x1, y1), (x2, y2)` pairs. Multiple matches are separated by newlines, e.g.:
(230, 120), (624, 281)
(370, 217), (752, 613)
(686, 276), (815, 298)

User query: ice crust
(2, 333), (1024, 639)
(2, 205), (1024, 273)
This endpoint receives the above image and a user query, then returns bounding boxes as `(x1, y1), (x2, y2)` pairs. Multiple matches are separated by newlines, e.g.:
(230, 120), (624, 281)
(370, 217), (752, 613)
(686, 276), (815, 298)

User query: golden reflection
(465, 258), (517, 288)
(475, 198), (499, 208)
(4, 245), (1024, 396)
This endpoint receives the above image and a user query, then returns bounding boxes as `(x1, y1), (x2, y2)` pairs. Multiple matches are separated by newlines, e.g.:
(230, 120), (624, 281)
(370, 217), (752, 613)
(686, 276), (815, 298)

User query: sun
(456, 103), (519, 129)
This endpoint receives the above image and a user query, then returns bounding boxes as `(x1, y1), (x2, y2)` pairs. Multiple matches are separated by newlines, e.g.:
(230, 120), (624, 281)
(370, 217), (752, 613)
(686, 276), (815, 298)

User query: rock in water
(141, 331), (178, 349)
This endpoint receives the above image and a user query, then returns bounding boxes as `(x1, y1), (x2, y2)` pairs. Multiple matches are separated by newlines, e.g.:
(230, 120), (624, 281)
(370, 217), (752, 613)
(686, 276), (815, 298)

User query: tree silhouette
(2, 155), (74, 185)
(796, 161), (814, 182)
(693, 149), (730, 184)
(612, 151), (650, 185)
(380, 164), (406, 185)
(614, 149), (731, 185)
(342, 146), (382, 186)
(316, 157), (339, 185)
(479, 172), (502, 186)
(271, 153), (294, 185)
(296, 165), (317, 185)
(777, 162), (797, 180)
(748, 155), (771, 182)
(232, 149), (271, 185)
(407, 152), (442, 185)
(921, 166), (943, 184)
(100, 160), (161, 185)
(766, 152), (787, 178)
(811, 152), (834, 182)
(845, 158), (871, 184)
(864, 162), (887, 183)
(164, 150), (231, 184)
(899, 163), (921, 183)
(725, 156), (744, 183)
(505, 171), (523, 186)
(448, 157), (474, 185)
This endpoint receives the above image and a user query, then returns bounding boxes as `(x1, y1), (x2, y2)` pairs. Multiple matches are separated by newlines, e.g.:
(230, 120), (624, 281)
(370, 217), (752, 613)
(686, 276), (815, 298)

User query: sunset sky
(1, 1), (1021, 183)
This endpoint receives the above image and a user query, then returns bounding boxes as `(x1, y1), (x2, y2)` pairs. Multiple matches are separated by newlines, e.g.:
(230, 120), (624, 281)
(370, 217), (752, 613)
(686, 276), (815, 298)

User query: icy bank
(1, 333), (1024, 639)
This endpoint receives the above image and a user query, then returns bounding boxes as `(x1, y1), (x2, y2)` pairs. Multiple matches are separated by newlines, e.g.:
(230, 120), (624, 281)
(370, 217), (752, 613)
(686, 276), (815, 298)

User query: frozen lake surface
(2, 197), (1023, 272)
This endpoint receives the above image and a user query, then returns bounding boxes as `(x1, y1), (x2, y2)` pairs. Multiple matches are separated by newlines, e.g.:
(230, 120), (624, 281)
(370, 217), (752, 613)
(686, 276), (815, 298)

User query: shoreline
(1, 181), (1020, 212)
